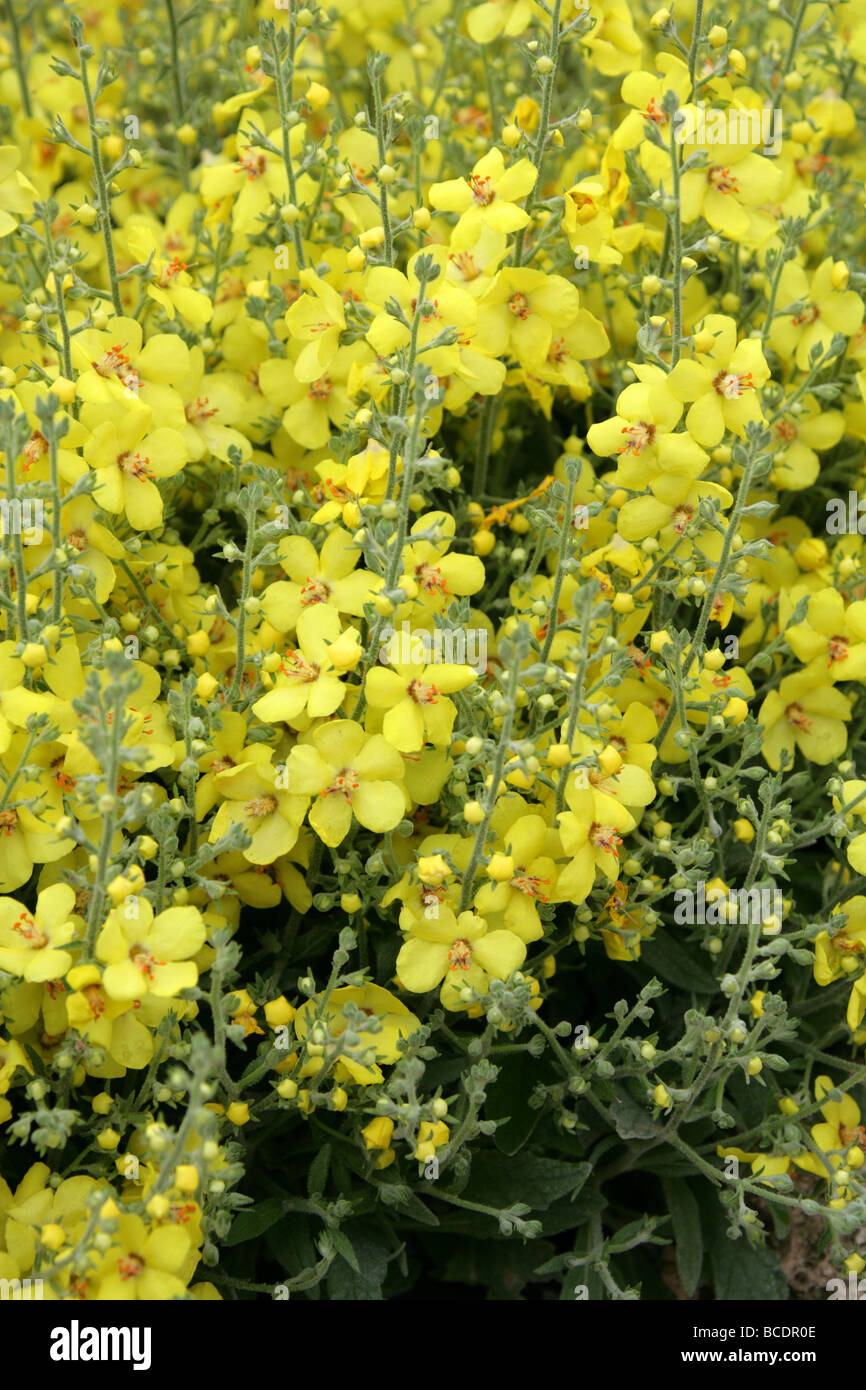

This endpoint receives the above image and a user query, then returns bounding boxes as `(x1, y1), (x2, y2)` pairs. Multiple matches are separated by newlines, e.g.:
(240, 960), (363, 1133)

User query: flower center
(324, 768), (360, 801)
(129, 944), (163, 980)
(448, 938), (473, 969)
(511, 872), (550, 901)
(414, 562), (448, 595)
(244, 794), (279, 819)
(643, 98), (667, 125)
(785, 702), (811, 730)
(618, 421), (655, 454)
(468, 174), (495, 206)
(508, 292), (531, 319)
(839, 1124), (866, 1150)
(24, 431), (48, 467)
(828, 635), (849, 665)
(117, 450), (154, 480)
(707, 166), (738, 194)
(84, 984), (105, 1018)
(407, 678), (438, 704)
(449, 251), (479, 282)
(235, 148), (267, 180)
(775, 419), (798, 442)
(589, 823), (622, 857)
(12, 912), (48, 949)
(792, 305), (820, 327)
(185, 396), (217, 424)
(157, 257), (187, 286)
(0, 809), (17, 834)
(307, 375), (332, 401)
(548, 337), (569, 364)
(713, 370), (753, 398)
(672, 504), (694, 534)
(280, 652), (320, 682)
(118, 1254), (145, 1280)
(94, 345), (131, 377)
(300, 577), (332, 605)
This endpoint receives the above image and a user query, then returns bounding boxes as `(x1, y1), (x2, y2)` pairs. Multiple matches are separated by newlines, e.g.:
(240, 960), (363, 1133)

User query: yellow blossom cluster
(1, 0), (866, 1301)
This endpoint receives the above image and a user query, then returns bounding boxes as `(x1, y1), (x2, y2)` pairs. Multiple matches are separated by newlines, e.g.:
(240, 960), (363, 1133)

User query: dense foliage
(1, 0), (866, 1302)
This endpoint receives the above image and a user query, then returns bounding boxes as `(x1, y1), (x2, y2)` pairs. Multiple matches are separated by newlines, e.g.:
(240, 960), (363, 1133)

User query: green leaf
(326, 1220), (390, 1300)
(461, 1151), (592, 1213)
(639, 932), (718, 993)
(377, 1182), (440, 1227)
(485, 1051), (551, 1155)
(611, 1093), (660, 1140)
(440, 1237), (555, 1298)
(265, 1213), (318, 1276)
(225, 1197), (285, 1247)
(330, 1227), (361, 1273)
(703, 1199), (788, 1301)
(663, 1178), (703, 1296)
(307, 1142), (331, 1198)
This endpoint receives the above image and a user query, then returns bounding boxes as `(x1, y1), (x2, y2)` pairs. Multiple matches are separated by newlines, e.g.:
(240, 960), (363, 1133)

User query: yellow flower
(253, 604), (347, 726)
(785, 590), (866, 680)
(587, 366), (707, 489)
(0, 884), (78, 982)
(473, 814), (556, 943)
(769, 258), (864, 371)
(617, 476), (732, 545)
(64, 965), (160, 1071)
(0, 146), (37, 236)
(285, 269), (347, 383)
(259, 342), (362, 450)
(126, 224), (211, 326)
(429, 148), (537, 247)
(0, 1034), (31, 1123)
(813, 897), (866, 1029)
(415, 1119), (450, 1160)
(261, 526), (383, 634)
(94, 1213), (193, 1299)
(199, 122), (301, 235)
(770, 398), (845, 490)
(398, 511), (486, 614)
(579, 0), (642, 76)
(556, 780), (638, 902)
(481, 267), (607, 369)
(0, 793), (74, 894)
(612, 55), (692, 151)
(643, 121), (783, 244)
(97, 901), (206, 1002)
(365, 656), (477, 752)
(364, 251), (477, 374)
(466, 0), (533, 44)
(209, 754), (308, 863)
(82, 401), (188, 530)
(361, 1116), (394, 1150)
(286, 720), (406, 845)
(667, 315), (770, 447)
(717, 1145), (792, 1183)
(794, 1076), (866, 1178)
(295, 984), (420, 1084)
(396, 910), (526, 1012)
(757, 665), (851, 769)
